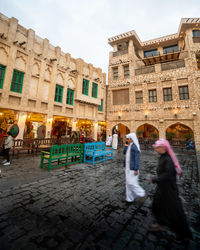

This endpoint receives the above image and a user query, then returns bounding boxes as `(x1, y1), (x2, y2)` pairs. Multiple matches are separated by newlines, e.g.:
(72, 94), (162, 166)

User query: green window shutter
(82, 79), (85, 94)
(71, 90), (74, 105)
(98, 99), (103, 111)
(86, 81), (89, 95)
(96, 84), (98, 98)
(67, 89), (69, 104)
(55, 84), (63, 103)
(92, 83), (98, 98)
(82, 79), (89, 95)
(10, 70), (24, 93)
(66, 88), (74, 105)
(0, 65), (6, 89)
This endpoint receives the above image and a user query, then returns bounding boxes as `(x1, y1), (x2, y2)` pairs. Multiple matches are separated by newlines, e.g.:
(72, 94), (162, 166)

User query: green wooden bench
(40, 143), (83, 172)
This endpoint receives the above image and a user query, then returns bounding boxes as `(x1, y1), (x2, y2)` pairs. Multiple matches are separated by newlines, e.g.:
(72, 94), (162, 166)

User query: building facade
(107, 18), (200, 150)
(0, 13), (106, 141)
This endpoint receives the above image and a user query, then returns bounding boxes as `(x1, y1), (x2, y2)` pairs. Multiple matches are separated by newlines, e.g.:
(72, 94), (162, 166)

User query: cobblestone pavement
(0, 149), (200, 250)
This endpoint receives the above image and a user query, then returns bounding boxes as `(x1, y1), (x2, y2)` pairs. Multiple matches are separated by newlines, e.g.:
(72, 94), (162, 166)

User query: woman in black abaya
(148, 139), (192, 244)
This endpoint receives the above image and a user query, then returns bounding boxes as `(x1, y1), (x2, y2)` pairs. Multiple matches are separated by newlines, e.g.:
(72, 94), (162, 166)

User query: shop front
(76, 119), (94, 139)
(0, 109), (18, 145)
(51, 116), (72, 138)
(24, 113), (46, 139)
(97, 121), (106, 141)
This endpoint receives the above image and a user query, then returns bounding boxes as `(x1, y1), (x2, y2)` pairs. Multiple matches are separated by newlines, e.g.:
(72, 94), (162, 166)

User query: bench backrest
(84, 142), (105, 151)
(49, 143), (83, 156)
(13, 139), (23, 148)
(50, 144), (68, 156)
(68, 143), (83, 154)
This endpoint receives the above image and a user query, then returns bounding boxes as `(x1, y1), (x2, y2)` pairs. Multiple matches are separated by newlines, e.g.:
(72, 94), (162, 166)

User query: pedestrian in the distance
(123, 133), (145, 203)
(106, 134), (112, 147)
(112, 132), (118, 149)
(148, 139), (192, 244)
(0, 131), (13, 166)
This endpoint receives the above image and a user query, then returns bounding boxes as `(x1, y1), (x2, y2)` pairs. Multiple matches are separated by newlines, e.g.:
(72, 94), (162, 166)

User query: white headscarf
(126, 133), (140, 152)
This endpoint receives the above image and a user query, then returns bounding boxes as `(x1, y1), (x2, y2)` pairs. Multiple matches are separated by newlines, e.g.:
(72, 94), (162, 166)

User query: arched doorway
(112, 123), (130, 145)
(166, 123), (194, 140)
(136, 123), (159, 139)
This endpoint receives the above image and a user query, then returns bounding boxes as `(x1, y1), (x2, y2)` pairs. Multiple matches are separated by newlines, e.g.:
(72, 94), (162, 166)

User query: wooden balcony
(135, 65), (155, 76)
(161, 59), (185, 71)
(142, 51), (181, 66)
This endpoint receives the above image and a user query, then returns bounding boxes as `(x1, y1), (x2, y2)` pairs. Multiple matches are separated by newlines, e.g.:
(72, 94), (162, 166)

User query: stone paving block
(0, 150), (199, 249)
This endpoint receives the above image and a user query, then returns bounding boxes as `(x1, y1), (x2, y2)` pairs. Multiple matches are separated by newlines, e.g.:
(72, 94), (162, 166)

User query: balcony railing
(135, 65), (155, 75)
(161, 59), (185, 71)
(193, 37), (200, 43)
(113, 49), (128, 57)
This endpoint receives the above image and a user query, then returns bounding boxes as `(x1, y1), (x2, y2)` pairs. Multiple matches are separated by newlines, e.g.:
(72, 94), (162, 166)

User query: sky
(0, 0), (200, 74)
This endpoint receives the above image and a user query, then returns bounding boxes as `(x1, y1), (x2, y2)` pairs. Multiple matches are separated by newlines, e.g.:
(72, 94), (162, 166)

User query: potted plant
(184, 133), (192, 140)
(166, 132), (175, 141)
(150, 133), (158, 140)
(137, 131), (143, 138)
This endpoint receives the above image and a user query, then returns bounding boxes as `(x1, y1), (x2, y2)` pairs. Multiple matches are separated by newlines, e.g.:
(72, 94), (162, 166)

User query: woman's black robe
(152, 153), (191, 240)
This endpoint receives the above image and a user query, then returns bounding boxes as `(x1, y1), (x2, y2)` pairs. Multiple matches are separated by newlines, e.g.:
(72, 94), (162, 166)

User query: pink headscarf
(153, 139), (182, 176)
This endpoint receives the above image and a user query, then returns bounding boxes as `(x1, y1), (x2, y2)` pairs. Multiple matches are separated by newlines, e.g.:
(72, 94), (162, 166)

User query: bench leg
(83, 153), (86, 163)
(40, 156), (44, 168)
(48, 161), (51, 172)
(92, 156), (95, 166)
(65, 157), (68, 167)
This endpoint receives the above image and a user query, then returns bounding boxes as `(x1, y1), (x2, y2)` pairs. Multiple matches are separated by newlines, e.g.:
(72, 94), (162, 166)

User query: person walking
(112, 133), (118, 150)
(123, 133), (145, 203)
(106, 134), (112, 147)
(148, 139), (192, 244)
(0, 131), (13, 166)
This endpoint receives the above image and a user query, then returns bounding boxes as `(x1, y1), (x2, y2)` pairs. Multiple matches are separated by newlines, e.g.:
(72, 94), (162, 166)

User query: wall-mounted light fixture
(174, 113), (178, 118)
(145, 115), (148, 119)
(118, 116), (121, 119)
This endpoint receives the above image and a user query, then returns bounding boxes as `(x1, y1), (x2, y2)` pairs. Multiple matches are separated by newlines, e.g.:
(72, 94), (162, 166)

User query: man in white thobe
(106, 135), (112, 146)
(124, 133), (145, 203)
(112, 133), (118, 149)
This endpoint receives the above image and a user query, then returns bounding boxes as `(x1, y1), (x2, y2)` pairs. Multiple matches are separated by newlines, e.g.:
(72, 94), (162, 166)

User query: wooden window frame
(54, 84), (63, 103)
(163, 44), (178, 54)
(179, 86), (189, 100)
(124, 65), (130, 79)
(144, 49), (158, 58)
(135, 91), (143, 104)
(113, 89), (129, 105)
(10, 69), (24, 93)
(192, 30), (200, 37)
(163, 87), (172, 101)
(149, 89), (157, 103)
(66, 88), (74, 105)
(113, 67), (118, 80)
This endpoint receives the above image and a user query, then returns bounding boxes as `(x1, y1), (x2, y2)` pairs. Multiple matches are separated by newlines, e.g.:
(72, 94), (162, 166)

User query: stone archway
(166, 122), (194, 140)
(112, 123), (130, 138)
(112, 123), (130, 147)
(136, 123), (159, 139)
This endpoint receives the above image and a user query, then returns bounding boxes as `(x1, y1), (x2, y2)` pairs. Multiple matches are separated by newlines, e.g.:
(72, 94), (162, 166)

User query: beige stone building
(107, 18), (200, 150)
(0, 13), (106, 141)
